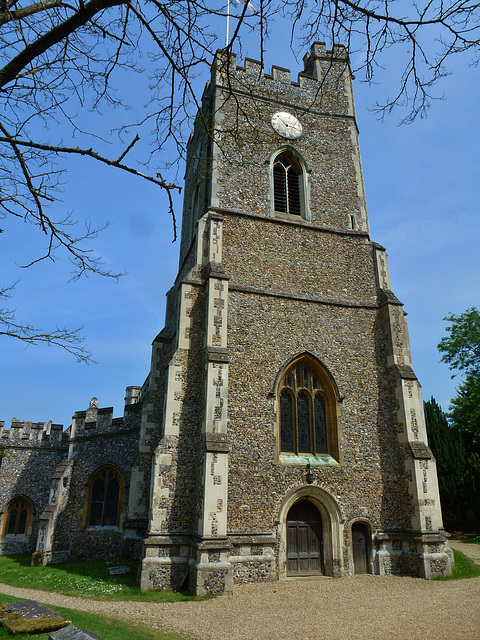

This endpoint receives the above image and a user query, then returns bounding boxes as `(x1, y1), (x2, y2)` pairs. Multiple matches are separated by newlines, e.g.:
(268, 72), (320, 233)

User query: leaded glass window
(18, 508), (27, 534)
(7, 509), (17, 535)
(104, 477), (120, 526)
(3, 498), (31, 537)
(314, 394), (328, 454)
(88, 467), (123, 527)
(278, 358), (337, 458)
(280, 391), (294, 451)
(297, 391), (311, 453)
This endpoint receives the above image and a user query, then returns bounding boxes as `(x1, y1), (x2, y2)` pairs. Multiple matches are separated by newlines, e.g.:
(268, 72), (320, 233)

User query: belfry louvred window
(273, 152), (302, 216)
(279, 357), (338, 458)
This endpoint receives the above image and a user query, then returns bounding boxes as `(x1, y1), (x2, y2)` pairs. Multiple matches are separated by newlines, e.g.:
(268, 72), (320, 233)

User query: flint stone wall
(0, 437), (67, 555)
(56, 423), (141, 560)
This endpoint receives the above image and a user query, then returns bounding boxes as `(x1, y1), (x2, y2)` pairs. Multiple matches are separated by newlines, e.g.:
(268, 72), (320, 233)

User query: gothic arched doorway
(286, 500), (324, 575)
(352, 522), (371, 574)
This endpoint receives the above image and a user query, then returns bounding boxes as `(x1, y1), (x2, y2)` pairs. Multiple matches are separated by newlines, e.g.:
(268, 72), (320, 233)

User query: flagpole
(226, 0), (230, 46)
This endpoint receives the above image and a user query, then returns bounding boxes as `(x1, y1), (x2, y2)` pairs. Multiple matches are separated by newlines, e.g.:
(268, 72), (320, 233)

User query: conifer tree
(424, 397), (467, 528)
(433, 307), (480, 527)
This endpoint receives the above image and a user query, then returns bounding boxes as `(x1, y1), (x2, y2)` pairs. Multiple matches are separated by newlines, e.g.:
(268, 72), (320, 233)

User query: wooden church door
(287, 500), (324, 575)
(352, 522), (370, 574)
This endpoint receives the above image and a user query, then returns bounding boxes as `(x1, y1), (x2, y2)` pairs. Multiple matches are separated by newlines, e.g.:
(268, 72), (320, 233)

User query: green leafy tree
(435, 308), (480, 527)
(449, 373), (480, 451)
(438, 307), (480, 377)
(438, 307), (480, 448)
(463, 452), (480, 523)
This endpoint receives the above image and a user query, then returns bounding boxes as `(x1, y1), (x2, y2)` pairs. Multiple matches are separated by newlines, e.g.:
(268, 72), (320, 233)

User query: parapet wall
(0, 420), (66, 448)
(211, 41), (348, 90)
(0, 388), (143, 449)
(70, 394), (142, 440)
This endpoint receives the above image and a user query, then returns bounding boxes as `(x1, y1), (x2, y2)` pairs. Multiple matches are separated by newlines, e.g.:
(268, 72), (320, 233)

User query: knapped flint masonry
(0, 43), (453, 594)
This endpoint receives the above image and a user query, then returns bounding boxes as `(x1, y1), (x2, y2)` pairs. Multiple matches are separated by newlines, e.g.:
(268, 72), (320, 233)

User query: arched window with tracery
(273, 151), (303, 217)
(1, 497), (33, 538)
(86, 466), (124, 527)
(278, 357), (339, 460)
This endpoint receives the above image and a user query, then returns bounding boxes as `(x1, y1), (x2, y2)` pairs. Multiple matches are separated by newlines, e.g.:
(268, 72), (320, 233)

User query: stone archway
(278, 485), (344, 579)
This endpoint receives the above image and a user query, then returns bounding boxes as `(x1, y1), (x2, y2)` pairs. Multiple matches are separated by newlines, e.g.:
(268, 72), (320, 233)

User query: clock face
(271, 112), (303, 140)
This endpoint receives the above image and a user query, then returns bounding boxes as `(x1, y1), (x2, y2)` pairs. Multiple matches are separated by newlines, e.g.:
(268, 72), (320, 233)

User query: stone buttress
(140, 211), (233, 594)
(374, 246), (453, 576)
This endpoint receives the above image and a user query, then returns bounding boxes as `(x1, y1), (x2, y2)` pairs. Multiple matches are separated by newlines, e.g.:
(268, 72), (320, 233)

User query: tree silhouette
(2, 0), (480, 356)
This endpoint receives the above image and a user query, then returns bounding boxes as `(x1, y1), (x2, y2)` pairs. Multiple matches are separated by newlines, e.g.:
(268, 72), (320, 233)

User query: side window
(272, 150), (308, 218)
(193, 141), (202, 173)
(191, 183), (200, 241)
(1, 497), (32, 538)
(278, 357), (339, 460)
(192, 184), (200, 220)
(86, 466), (124, 527)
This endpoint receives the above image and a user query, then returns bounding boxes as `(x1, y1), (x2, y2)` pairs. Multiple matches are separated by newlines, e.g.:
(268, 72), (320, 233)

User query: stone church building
(0, 43), (453, 594)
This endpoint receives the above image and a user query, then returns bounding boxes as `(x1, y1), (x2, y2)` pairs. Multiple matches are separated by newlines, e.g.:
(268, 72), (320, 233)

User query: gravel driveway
(1, 542), (479, 640)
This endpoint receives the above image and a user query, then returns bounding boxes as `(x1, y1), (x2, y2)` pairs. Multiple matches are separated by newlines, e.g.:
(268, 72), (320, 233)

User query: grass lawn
(465, 535), (480, 544)
(0, 555), (194, 602)
(0, 594), (189, 640)
(434, 549), (480, 581)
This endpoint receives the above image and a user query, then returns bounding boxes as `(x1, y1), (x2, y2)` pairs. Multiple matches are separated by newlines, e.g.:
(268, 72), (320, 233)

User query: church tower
(135, 42), (452, 594)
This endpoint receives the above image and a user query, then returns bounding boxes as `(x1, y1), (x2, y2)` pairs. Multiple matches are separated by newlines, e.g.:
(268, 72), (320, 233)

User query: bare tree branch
(1, 0), (480, 357)
(0, 0), (63, 25)
(0, 284), (93, 362)
(0, 133), (182, 193)
(0, 318), (94, 363)
(0, 0), (131, 89)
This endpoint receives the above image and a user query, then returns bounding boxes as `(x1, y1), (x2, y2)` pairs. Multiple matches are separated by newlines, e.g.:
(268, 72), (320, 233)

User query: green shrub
(465, 535), (480, 544)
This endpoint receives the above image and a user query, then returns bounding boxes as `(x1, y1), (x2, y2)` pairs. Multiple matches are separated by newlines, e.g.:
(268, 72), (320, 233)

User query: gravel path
(1, 542), (479, 640)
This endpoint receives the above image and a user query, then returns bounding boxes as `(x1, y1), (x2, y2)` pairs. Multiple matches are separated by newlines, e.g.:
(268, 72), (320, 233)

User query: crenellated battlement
(210, 41), (349, 93)
(0, 419), (65, 447)
(70, 391), (142, 439)
(197, 40), (356, 169)
(71, 397), (114, 437)
(1, 385), (142, 446)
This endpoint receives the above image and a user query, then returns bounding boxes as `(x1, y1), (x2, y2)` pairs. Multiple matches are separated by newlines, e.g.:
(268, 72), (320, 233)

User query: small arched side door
(352, 522), (371, 574)
(286, 500), (324, 575)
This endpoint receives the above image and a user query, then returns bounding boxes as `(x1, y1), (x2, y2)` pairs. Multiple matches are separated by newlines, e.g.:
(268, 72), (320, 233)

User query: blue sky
(1, 17), (479, 430)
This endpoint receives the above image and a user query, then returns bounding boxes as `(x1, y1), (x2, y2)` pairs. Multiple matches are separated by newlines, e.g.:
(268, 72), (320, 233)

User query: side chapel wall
(0, 395), (144, 563)
(0, 421), (67, 555)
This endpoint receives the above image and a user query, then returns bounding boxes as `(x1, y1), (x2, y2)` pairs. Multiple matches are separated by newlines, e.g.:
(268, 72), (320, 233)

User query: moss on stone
(0, 603), (70, 634)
